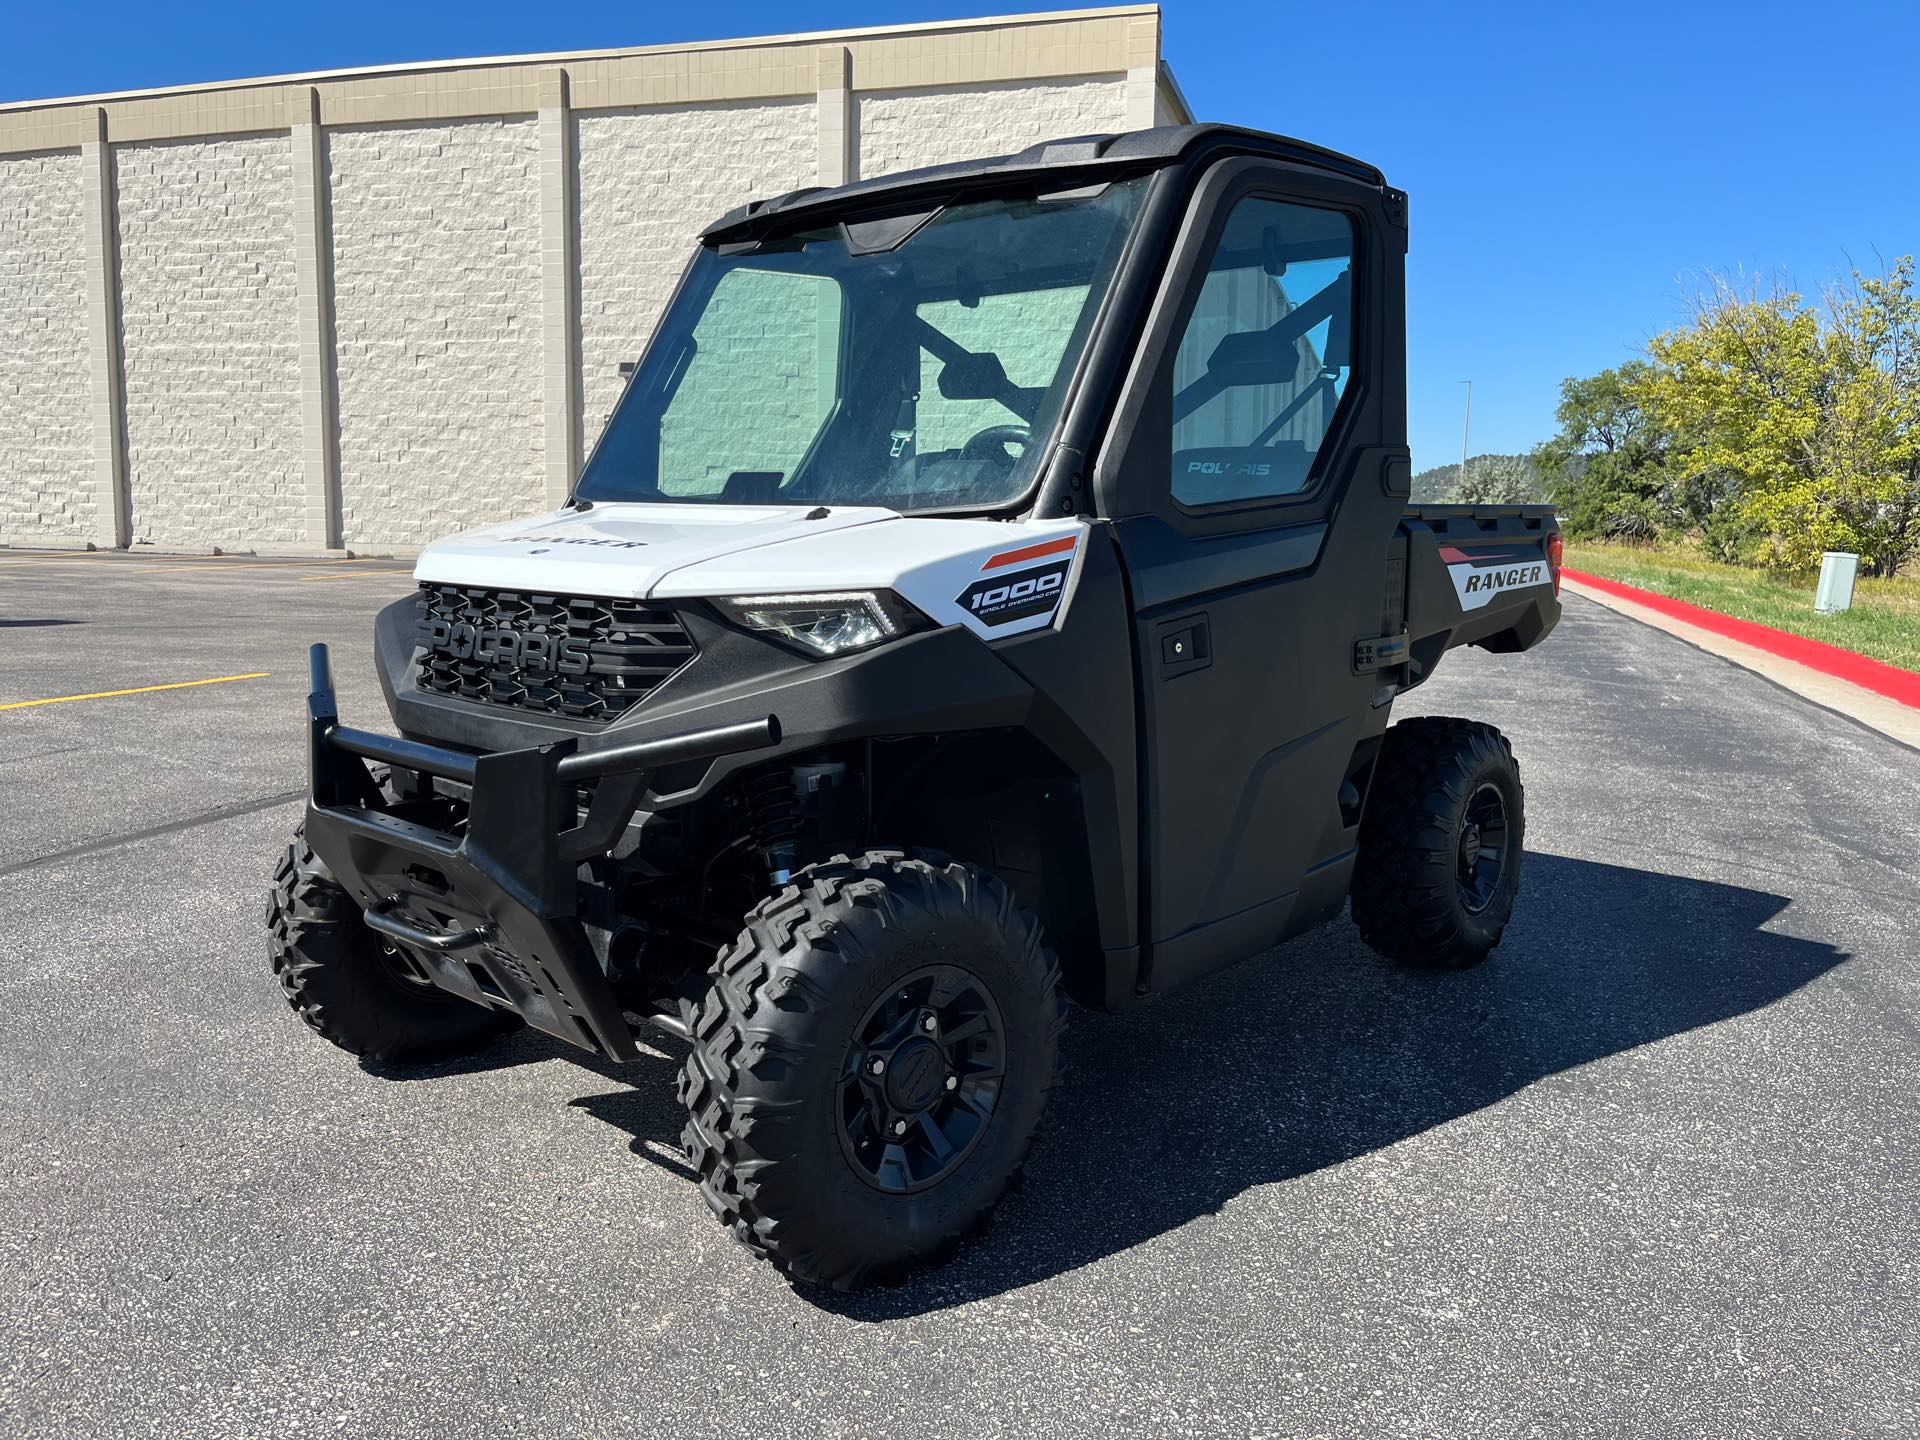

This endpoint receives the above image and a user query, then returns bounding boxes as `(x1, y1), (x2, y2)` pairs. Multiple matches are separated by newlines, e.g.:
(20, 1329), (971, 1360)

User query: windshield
(574, 177), (1150, 513)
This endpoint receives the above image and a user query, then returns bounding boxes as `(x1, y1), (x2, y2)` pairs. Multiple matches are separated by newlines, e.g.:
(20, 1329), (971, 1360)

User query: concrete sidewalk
(1561, 574), (1920, 752)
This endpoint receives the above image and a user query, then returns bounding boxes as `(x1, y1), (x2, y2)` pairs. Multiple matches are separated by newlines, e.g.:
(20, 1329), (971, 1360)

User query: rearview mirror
(1261, 227), (1288, 277)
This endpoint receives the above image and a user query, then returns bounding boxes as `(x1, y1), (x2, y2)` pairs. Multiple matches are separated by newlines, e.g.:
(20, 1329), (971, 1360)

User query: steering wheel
(960, 423), (1033, 466)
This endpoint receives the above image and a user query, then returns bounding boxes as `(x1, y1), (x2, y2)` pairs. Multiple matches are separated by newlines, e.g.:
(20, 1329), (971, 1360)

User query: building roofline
(0, 4), (1163, 113)
(1156, 59), (1194, 124)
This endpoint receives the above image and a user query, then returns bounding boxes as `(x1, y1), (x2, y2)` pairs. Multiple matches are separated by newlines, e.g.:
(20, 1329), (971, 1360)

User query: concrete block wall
(115, 134), (302, 547)
(0, 148), (93, 541)
(328, 119), (545, 547)
(853, 76), (1129, 178)
(574, 99), (817, 450)
(0, 7), (1184, 554)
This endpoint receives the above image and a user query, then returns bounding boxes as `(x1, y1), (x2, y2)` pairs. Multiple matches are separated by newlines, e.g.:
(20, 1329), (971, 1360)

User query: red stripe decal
(981, 535), (1077, 571)
(1442, 544), (1533, 565)
(1562, 568), (1920, 710)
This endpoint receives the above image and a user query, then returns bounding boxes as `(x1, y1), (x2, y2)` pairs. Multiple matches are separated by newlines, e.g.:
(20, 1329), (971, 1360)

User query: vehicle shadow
(421, 852), (1848, 1315)
(364, 1018), (679, 1086)
(367, 1018), (702, 1180)
(817, 851), (1848, 1318)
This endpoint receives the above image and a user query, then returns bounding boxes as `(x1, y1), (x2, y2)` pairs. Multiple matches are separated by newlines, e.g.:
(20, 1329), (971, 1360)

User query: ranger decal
(1440, 544), (1550, 612)
(515, 533), (649, 550)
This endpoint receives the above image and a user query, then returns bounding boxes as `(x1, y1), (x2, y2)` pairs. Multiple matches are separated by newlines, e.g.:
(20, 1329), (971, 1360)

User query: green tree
(1411, 452), (1538, 503)
(1646, 260), (1920, 575)
(1531, 362), (1683, 540)
(1822, 259), (1920, 575)
(1454, 452), (1543, 505)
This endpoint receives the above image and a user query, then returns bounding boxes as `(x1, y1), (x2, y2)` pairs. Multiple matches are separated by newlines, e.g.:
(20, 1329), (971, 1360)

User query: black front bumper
(301, 644), (778, 1061)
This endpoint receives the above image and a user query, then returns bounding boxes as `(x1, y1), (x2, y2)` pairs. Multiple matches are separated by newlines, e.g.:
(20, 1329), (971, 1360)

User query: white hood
(412, 503), (896, 599)
(413, 500), (1090, 641)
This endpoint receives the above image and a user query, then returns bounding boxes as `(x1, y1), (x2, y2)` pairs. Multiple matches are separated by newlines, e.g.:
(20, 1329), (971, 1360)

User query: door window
(1169, 197), (1355, 507)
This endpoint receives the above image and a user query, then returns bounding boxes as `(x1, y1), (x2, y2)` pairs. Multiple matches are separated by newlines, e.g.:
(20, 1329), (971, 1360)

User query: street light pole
(1458, 380), (1473, 493)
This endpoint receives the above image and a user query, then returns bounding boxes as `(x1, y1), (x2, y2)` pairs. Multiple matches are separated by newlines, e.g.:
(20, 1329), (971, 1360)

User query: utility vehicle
(270, 124), (1562, 1289)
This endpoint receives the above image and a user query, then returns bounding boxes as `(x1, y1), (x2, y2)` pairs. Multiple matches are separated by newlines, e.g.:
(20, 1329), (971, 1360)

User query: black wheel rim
(837, 965), (1006, 1195)
(1457, 782), (1510, 914)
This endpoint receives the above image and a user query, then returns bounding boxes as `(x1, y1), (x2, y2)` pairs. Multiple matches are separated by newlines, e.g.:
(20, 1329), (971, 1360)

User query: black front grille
(415, 584), (696, 722)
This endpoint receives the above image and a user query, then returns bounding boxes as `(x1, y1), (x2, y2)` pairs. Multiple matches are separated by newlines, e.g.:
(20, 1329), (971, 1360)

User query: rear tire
(678, 849), (1064, 1290)
(1350, 716), (1524, 970)
(265, 826), (519, 1064)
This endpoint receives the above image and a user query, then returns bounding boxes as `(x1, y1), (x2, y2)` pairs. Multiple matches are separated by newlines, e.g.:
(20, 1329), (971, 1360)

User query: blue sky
(7, 0), (1917, 471)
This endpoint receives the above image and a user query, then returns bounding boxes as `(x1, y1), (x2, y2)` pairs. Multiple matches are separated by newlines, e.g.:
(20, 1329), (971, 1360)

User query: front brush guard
(301, 643), (779, 1061)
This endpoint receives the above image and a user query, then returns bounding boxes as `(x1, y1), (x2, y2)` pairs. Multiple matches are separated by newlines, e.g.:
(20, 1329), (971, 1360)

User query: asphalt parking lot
(2, 549), (1916, 1438)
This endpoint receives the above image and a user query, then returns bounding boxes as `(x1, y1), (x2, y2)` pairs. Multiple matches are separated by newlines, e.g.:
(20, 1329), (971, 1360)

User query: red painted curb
(1562, 568), (1920, 710)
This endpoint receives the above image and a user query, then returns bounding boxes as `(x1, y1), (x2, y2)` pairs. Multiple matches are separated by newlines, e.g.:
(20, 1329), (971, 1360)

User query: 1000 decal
(957, 560), (1070, 626)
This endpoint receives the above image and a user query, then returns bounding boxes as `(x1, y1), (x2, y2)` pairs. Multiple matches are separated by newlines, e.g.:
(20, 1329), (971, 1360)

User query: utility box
(1815, 551), (1860, 613)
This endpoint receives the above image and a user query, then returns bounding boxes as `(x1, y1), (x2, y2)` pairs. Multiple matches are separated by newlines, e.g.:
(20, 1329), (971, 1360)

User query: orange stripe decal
(980, 535), (1077, 571)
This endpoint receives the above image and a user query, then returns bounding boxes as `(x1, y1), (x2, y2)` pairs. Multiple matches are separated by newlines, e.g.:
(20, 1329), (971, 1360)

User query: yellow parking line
(124, 559), (320, 574)
(299, 570), (409, 582)
(0, 673), (269, 711)
(0, 555), (238, 572)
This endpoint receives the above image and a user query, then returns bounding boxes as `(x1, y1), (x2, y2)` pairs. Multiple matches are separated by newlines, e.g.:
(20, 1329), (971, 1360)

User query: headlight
(714, 590), (932, 658)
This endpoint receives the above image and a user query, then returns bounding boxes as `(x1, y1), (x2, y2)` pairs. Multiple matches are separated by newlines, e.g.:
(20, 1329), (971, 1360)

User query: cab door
(1092, 156), (1411, 993)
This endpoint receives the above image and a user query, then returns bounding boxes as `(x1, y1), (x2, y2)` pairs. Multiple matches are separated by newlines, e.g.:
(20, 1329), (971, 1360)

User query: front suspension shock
(744, 769), (800, 885)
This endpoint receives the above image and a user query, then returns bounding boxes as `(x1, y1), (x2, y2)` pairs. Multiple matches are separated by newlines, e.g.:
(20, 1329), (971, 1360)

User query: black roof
(701, 123), (1386, 245)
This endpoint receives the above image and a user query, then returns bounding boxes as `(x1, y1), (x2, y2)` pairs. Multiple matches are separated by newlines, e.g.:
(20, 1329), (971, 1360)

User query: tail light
(1547, 531), (1564, 595)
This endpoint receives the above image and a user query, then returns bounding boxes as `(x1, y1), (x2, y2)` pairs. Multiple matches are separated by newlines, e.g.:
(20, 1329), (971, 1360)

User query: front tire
(1350, 716), (1525, 970)
(265, 826), (520, 1064)
(678, 850), (1064, 1290)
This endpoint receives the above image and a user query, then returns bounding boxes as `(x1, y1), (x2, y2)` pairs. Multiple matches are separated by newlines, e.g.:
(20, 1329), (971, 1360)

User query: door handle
(1155, 613), (1211, 678)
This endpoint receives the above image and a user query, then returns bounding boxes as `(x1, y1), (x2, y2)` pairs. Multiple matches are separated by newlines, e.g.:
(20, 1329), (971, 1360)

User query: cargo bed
(1392, 504), (1561, 685)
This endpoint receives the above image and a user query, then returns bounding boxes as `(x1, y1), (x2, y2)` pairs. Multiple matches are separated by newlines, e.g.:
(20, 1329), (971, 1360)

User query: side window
(1169, 197), (1355, 508)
